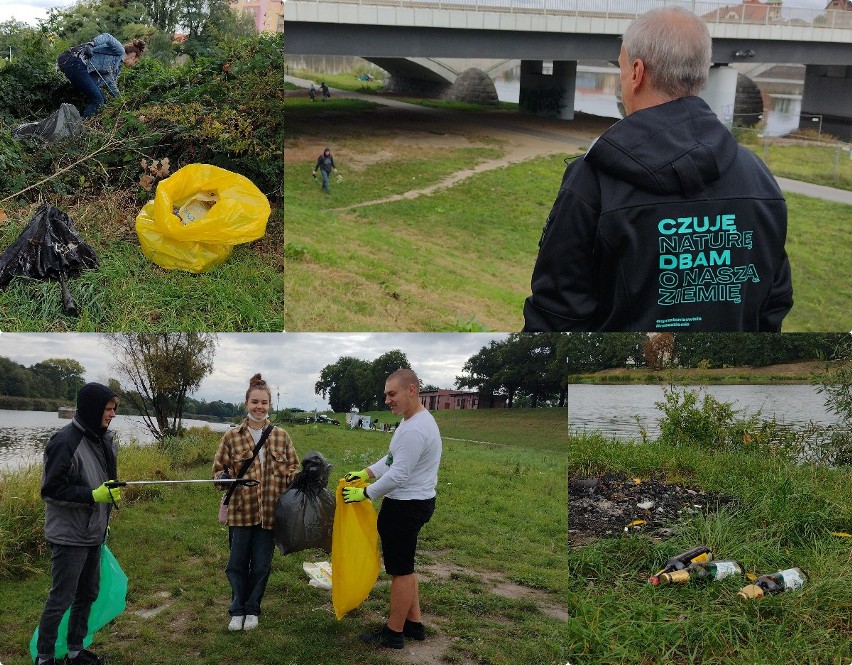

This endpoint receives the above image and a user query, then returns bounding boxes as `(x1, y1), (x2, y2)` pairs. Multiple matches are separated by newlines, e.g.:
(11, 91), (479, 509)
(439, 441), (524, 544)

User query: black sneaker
(66, 650), (101, 665)
(403, 619), (426, 640)
(360, 625), (404, 649)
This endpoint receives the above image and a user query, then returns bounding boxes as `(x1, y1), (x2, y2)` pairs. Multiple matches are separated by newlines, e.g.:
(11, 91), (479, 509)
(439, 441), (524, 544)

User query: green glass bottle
(653, 559), (744, 586)
(737, 567), (808, 600)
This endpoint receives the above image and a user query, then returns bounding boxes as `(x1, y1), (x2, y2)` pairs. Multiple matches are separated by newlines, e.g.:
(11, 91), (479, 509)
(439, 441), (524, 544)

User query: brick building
(419, 389), (508, 410)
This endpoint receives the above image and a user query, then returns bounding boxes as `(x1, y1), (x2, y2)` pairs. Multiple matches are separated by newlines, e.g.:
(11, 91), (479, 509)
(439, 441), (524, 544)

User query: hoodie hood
(586, 96), (739, 197)
(76, 382), (118, 434)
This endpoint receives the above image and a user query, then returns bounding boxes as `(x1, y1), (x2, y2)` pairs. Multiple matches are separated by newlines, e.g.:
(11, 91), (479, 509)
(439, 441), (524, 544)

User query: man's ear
(630, 58), (646, 93)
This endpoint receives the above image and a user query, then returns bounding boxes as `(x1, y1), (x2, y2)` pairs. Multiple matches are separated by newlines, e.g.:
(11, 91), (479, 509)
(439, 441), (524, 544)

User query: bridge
(283, 0), (852, 135)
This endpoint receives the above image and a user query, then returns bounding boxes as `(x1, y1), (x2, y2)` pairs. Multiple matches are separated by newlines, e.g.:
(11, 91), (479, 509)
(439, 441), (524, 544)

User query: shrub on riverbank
(0, 427), (221, 580)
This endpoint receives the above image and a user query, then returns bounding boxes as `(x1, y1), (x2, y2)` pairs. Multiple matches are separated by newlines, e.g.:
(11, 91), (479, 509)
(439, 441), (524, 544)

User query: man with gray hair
(523, 7), (792, 332)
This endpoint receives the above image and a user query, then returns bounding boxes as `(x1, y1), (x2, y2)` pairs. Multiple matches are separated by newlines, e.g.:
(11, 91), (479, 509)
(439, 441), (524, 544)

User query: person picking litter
(35, 383), (121, 665)
(212, 373), (299, 633)
(342, 368), (442, 649)
(312, 147), (338, 194)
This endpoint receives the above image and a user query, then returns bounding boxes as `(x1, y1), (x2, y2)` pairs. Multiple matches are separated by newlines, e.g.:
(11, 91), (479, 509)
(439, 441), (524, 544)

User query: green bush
(655, 386), (758, 451)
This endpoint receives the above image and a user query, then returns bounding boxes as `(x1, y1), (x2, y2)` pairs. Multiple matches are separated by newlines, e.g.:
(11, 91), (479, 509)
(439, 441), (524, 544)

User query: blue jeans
(226, 526), (275, 616)
(320, 169), (330, 191)
(58, 54), (104, 118)
(37, 543), (102, 659)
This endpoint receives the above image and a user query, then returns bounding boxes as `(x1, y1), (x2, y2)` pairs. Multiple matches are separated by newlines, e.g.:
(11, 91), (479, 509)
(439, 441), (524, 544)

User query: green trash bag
(30, 544), (128, 661)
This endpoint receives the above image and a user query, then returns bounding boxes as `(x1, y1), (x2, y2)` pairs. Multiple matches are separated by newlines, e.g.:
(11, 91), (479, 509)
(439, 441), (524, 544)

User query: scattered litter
(0, 204), (99, 316)
(637, 500), (655, 510)
(303, 561), (332, 590)
(738, 568), (808, 600)
(12, 103), (85, 143)
(830, 532), (851, 538)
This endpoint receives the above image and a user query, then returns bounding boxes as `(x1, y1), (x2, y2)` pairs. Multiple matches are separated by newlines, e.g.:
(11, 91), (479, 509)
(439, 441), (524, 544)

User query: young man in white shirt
(342, 368), (442, 649)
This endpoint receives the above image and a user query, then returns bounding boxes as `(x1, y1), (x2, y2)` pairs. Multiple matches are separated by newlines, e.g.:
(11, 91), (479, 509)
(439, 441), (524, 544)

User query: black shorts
(377, 497), (436, 576)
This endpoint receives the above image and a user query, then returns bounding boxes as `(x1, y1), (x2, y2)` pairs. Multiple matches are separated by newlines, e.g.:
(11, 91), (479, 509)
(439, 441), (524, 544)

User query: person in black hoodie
(35, 383), (121, 665)
(523, 7), (793, 332)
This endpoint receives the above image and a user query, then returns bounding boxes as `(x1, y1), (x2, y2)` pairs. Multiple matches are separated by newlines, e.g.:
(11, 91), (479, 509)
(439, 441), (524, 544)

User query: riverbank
(568, 360), (825, 384)
(566, 431), (852, 664)
(0, 409), (567, 665)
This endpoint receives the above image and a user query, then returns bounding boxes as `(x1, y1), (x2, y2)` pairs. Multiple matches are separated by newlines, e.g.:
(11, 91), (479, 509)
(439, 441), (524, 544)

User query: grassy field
(0, 195), (284, 332)
(566, 432), (852, 665)
(742, 136), (852, 192)
(0, 408), (569, 665)
(283, 98), (850, 332)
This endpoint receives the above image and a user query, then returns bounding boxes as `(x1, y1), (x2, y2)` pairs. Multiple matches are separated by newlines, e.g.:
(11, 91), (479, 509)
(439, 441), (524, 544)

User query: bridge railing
(301, 0), (852, 28)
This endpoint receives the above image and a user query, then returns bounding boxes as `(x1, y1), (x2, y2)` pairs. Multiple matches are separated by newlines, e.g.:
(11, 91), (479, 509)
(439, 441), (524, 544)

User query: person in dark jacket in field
(523, 7), (792, 332)
(35, 383), (121, 665)
(313, 147), (338, 193)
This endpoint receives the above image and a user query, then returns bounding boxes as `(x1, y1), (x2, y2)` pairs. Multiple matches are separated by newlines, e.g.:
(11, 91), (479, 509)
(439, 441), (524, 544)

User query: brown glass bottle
(647, 545), (713, 585)
(737, 567), (808, 600)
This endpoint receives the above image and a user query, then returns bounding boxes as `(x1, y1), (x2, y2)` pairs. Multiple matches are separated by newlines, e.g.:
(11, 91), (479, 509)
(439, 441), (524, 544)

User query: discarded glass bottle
(647, 545), (713, 585)
(737, 567), (807, 600)
(653, 559), (744, 586)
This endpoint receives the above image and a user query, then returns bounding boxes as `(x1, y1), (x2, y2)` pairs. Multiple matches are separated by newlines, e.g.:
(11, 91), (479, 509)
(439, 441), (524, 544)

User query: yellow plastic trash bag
(331, 478), (381, 620)
(135, 163), (271, 273)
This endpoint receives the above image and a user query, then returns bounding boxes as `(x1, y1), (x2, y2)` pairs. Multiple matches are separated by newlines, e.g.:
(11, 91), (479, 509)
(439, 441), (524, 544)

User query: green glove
(344, 469), (369, 482)
(342, 486), (368, 503)
(92, 481), (121, 504)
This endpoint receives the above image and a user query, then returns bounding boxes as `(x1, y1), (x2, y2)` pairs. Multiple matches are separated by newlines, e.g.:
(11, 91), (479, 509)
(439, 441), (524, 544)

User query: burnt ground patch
(569, 472), (734, 546)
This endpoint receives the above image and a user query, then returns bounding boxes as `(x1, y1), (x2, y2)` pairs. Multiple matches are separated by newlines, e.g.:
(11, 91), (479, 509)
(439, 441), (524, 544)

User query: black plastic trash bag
(274, 451), (335, 555)
(12, 103), (85, 143)
(0, 204), (99, 316)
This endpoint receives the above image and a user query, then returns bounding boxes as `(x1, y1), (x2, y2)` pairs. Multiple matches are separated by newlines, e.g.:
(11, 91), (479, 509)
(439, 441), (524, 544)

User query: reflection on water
(568, 384), (839, 441)
(494, 78), (802, 137)
(0, 411), (233, 473)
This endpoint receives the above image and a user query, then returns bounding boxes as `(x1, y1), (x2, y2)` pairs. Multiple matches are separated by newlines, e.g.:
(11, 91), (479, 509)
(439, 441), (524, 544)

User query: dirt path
(285, 76), (615, 211)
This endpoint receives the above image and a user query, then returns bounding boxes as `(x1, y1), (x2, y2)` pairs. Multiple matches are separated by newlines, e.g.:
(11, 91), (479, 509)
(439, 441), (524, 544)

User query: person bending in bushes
(35, 383), (121, 665)
(342, 368), (443, 649)
(57, 34), (145, 118)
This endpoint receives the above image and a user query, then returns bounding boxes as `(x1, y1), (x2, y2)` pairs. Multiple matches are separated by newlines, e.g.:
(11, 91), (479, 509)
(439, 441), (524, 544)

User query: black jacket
(523, 96), (793, 332)
(41, 383), (118, 546)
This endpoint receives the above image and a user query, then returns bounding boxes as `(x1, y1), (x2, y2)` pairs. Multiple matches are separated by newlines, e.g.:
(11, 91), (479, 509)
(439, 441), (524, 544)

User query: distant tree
(422, 384), (440, 392)
(370, 350), (411, 410)
(104, 333), (217, 440)
(456, 340), (505, 407)
(31, 358), (86, 401)
(315, 356), (374, 413)
(0, 357), (37, 397)
(644, 333), (675, 371)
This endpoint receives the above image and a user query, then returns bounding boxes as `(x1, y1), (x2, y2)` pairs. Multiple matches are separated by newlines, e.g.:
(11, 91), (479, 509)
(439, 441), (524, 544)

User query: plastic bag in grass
(30, 543), (128, 661)
(331, 477), (380, 620)
(135, 163), (270, 273)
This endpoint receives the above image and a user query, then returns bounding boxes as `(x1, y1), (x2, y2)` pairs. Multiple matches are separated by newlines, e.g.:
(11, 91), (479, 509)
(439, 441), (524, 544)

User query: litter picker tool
(105, 479), (259, 488)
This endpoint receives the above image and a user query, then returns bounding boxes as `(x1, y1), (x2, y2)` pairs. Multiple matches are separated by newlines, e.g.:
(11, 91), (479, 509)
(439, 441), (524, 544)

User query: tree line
(314, 333), (849, 412)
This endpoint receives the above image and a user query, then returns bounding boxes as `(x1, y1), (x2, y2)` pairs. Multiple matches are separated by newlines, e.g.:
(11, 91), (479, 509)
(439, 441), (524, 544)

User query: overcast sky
(0, 0), (833, 25)
(0, 333), (507, 411)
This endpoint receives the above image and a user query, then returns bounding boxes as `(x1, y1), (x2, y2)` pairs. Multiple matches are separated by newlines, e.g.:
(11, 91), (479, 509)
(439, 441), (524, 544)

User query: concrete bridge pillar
(800, 64), (852, 141)
(700, 65), (738, 129)
(519, 59), (577, 120)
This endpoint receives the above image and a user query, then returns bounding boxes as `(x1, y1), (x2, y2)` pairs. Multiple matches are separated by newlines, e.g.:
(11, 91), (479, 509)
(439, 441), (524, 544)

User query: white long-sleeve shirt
(367, 410), (441, 500)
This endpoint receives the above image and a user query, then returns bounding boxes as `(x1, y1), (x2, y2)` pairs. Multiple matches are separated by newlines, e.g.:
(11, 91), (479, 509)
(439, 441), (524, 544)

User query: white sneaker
(228, 615), (244, 631)
(243, 614), (259, 630)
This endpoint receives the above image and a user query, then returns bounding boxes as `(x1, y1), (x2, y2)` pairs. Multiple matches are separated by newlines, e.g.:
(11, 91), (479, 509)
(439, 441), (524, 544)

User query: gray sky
(0, 0), (833, 25)
(0, 333), (507, 411)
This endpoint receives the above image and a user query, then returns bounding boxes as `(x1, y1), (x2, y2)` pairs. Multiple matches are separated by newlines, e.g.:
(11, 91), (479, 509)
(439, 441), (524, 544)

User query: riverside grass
(567, 432), (852, 665)
(0, 199), (284, 332)
(283, 99), (850, 332)
(0, 409), (567, 665)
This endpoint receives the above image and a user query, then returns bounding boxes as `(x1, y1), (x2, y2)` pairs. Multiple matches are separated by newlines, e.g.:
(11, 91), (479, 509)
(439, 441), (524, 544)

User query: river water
(0, 410), (233, 473)
(568, 383), (839, 441)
